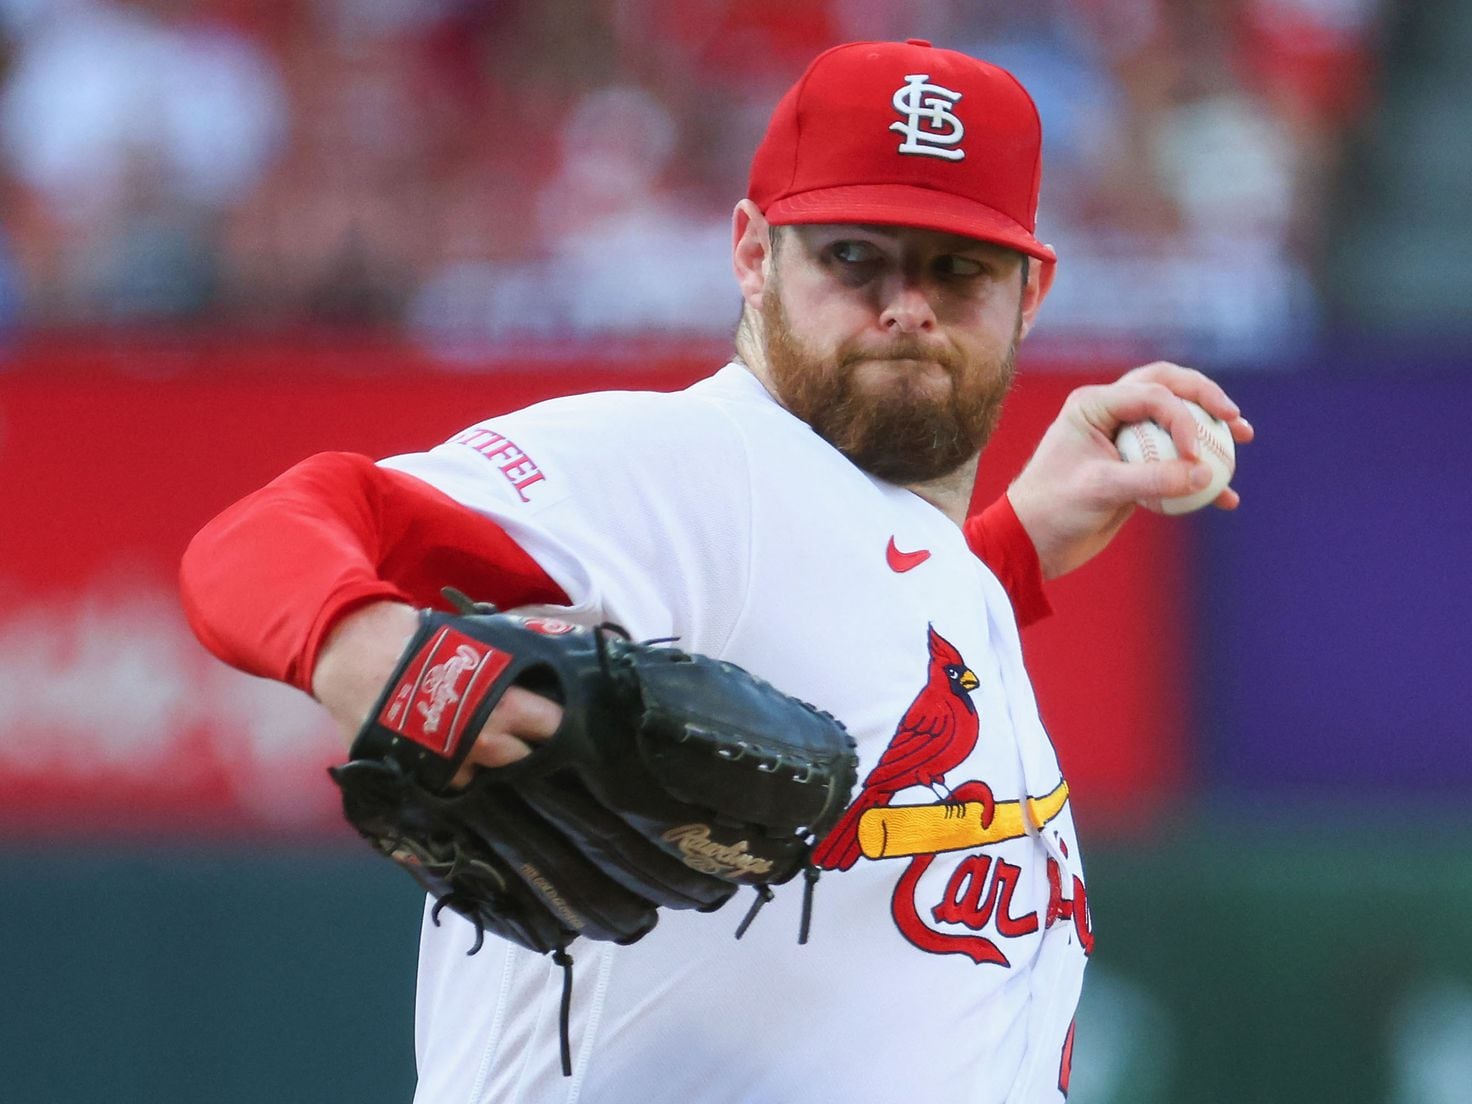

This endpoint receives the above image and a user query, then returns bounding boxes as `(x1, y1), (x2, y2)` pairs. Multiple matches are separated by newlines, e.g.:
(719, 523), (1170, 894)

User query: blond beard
(758, 286), (1020, 484)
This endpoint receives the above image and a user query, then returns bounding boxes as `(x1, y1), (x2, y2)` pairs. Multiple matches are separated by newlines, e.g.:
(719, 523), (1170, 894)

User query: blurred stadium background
(0, 1), (1468, 1101)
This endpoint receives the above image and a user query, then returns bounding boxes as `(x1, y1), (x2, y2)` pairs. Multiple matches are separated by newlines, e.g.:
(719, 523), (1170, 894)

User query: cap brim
(763, 183), (1057, 263)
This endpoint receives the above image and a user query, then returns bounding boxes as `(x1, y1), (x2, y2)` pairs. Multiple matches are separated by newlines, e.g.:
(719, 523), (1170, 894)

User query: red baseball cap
(748, 39), (1056, 263)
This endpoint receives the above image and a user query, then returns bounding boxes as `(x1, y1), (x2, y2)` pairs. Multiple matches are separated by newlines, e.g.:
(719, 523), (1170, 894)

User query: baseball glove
(330, 591), (858, 963)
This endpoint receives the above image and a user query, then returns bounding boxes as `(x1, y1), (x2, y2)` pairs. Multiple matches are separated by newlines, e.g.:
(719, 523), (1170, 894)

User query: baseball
(1114, 400), (1235, 515)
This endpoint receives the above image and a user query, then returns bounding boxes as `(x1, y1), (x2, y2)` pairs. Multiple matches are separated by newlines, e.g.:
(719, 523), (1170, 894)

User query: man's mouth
(849, 357), (953, 388)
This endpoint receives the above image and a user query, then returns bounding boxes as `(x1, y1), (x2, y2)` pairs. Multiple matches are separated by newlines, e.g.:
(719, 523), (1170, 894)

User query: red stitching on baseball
(1131, 424), (1160, 463)
(1193, 418), (1233, 466)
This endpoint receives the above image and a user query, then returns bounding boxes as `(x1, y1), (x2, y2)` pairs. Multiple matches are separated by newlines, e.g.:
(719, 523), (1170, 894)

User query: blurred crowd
(0, 0), (1384, 359)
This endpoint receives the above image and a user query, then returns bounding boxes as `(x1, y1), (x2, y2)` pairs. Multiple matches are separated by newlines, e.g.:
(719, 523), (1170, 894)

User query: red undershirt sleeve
(179, 451), (569, 693)
(962, 494), (1053, 629)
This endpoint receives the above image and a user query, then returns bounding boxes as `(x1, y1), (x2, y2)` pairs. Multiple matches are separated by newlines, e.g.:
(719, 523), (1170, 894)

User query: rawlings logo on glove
(662, 824), (776, 878)
(376, 627), (510, 753)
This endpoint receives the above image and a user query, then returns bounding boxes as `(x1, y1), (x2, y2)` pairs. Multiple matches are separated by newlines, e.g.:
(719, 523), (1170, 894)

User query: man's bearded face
(759, 277), (1021, 485)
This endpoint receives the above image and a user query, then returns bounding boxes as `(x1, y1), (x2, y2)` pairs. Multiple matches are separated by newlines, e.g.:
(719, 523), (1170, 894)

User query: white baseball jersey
(379, 362), (1091, 1103)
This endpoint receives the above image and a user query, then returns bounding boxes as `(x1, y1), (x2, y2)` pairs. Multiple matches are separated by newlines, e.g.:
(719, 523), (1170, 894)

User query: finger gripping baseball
(330, 605), (858, 961)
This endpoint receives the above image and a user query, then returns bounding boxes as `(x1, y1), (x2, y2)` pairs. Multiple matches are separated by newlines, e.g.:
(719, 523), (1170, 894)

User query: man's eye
(937, 255), (986, 278)
(830, 241), (880, 265)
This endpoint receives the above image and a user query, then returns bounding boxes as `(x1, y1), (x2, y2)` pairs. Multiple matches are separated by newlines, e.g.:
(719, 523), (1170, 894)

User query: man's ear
(1017, 257), (1056, 341)
(732, 199), (772, 311)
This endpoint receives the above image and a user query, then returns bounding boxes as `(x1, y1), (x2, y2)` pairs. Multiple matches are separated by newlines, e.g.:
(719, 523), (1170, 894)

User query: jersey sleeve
(179, 451), (569, 692)
(963, 494), (1052, 629)
(378, 387), (755, 655)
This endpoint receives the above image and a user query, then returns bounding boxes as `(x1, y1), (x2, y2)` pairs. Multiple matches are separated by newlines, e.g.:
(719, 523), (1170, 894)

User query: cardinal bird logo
(814, 625), (1078, 966)
(812, 626), (991, 872)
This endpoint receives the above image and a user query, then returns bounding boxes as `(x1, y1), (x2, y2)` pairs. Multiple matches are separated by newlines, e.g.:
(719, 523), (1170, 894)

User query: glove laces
(428, 894), (577, 1079)
(552, 947), (575, 1078)
(732, 864), (823, 944)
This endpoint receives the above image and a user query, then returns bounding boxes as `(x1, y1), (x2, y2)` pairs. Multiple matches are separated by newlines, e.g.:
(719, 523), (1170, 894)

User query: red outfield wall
(0, 337), (1185, 838)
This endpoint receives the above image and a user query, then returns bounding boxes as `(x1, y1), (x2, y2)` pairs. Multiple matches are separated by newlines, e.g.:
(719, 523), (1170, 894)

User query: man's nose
(878, 278), (938, 333)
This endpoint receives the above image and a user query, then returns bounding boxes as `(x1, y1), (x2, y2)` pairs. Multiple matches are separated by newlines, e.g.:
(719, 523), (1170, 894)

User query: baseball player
(181, 39), (1251, 1103)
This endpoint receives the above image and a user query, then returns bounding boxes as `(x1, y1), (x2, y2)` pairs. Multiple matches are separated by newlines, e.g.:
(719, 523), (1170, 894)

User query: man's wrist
(311, 600), (420, 741)
(963, 495), (1053, 628)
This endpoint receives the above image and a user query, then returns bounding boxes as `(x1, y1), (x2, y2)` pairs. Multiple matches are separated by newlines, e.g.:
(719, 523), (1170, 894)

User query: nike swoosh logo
(886, 537), (931, 573)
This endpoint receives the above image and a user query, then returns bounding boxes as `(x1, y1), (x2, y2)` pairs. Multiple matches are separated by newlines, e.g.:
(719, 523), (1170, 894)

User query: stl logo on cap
(890, 74), (965, 161)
